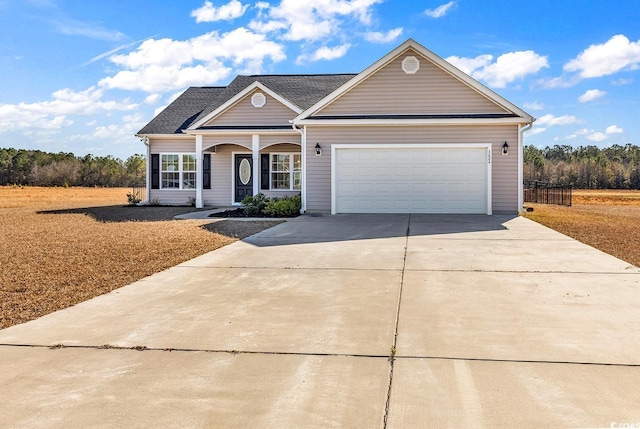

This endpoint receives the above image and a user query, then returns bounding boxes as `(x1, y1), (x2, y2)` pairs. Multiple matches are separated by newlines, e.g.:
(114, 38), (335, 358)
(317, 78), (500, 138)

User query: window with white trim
(161, 153), (196, 189)
(270, 153), (301, 190)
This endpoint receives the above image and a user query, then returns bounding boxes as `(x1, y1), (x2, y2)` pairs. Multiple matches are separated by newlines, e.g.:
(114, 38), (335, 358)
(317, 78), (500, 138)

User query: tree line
(0, 148), (146, 187)
(524, 143), (640, 189)
(2, 144), (640, 189)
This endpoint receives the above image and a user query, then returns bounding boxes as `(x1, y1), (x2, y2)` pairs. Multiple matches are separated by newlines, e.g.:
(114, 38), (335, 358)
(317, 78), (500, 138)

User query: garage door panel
(335, 147), (488, 214)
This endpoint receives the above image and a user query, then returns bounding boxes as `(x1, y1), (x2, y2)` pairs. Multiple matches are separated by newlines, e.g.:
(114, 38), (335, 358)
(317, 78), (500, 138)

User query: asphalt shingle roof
(137, 74), (356, 135)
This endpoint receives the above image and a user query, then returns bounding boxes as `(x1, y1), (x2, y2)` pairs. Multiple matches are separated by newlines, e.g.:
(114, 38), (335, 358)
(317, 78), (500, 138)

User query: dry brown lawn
(524, 189), (640, 268)
(0, 187), (281, 329)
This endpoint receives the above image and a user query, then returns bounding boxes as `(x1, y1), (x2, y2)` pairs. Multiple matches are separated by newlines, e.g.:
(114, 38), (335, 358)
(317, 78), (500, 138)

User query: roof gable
(189, 82), (301, 130)
(189, 74), (356, 129)
(295, 39), (534, 123)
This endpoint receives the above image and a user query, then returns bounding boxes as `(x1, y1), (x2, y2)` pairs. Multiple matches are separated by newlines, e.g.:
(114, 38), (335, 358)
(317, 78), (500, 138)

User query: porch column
(252, 134), (260, 196)
(195, 134), (203, 209)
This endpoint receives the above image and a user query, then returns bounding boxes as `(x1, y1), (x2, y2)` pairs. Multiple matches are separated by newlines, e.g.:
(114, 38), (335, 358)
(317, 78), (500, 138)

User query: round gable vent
(402, 56), (420, 74)
(251, 92), (266, 108)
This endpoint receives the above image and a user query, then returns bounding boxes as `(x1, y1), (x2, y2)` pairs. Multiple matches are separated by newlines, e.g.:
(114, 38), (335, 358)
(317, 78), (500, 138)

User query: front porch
(149, 133), (302, 209)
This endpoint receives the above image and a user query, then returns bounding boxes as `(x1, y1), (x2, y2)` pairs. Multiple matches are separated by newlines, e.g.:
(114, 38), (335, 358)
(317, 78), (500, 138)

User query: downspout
(518, 121), (534, 213)
(291, 121), (306, 213)
(141, 135), (150, 205)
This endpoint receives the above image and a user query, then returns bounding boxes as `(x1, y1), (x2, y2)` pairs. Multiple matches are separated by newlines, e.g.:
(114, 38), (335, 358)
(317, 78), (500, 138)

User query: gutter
(518, 120), (535, 212)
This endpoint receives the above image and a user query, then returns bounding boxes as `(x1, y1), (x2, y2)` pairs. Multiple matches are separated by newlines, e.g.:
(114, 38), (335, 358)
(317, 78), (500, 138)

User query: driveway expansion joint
(383, 214), (411, 429)
(0, 343), (390, 360)
(178, 265), (402, 272)
(394, 354), (640, 368)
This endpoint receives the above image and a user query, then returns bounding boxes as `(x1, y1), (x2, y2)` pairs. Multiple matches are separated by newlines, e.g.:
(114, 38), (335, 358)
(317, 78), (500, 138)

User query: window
(161, 153), (196, 190)
(270, 153), (301, 190)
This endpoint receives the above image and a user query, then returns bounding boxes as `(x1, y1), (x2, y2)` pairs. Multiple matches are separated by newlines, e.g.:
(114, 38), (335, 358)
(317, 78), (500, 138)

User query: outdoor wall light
(502, 141), (509, 155)
(315, 143), (322, 156)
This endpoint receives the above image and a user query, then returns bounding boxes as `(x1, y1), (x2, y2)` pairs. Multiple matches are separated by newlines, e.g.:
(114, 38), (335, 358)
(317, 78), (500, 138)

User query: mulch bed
(209, 208), (299, 218)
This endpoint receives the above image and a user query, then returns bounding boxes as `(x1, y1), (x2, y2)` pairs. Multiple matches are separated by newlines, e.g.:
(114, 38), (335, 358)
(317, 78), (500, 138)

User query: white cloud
(191, 0), (249, 23)
(523, 101), (544, 111)
(536, 114), (580, 127)
(100, 28), (285, 92)
(612, 77), (632, 86)
(249, 0), (383, 42)
(526, 127), (546, 136)
(0, 87), (138, 132)
(529, 113), (580, 137)
(51, 17), (126, 41)
(578, 89), (606, 103)
(565, 126), (622, 142)
(538, 75), (578, 89)
(297, 43), (351, 64)
(587, 132), (608, 142)
(606, 125), (623, 134)
(564, 128), (591, 140)
(425, 1), (455, 18)
(446, 54), (492, 75)
(447, 51), (548, 88)
(144, 94), (161, 105)
(564, 34), (640, 78)
(364, 27), (403, 44)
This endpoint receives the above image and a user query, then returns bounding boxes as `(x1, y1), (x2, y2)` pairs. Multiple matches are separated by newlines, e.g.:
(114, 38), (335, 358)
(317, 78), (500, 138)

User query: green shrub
(126, 191), (142, 206)
(263, 195), (301, 217)
(241, 193), (268, 216)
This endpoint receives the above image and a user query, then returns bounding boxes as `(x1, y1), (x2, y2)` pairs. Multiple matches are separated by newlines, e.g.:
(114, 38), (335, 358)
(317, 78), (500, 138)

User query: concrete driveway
(1, 214), (640, 428)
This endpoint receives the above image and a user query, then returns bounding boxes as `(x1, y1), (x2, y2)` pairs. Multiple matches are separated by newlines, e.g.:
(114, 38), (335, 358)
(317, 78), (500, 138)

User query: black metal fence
(524, 181), (572, 206)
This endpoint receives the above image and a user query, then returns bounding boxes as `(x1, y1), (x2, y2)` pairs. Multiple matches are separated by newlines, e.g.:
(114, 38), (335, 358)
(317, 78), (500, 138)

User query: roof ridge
(240, 73), (358, 77)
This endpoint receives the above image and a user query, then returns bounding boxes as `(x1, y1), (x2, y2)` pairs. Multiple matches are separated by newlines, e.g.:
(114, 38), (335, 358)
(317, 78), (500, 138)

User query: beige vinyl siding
(261, 143), (301, 153)
(150, 138), (195, 152)
(259, 134), (301, 149)
(148, 138), (196, 205)
(305, 125), (519, 213)
(316, 49), (508, 116)
(203, 135), (251, 150)
(206, 90), (297, 126)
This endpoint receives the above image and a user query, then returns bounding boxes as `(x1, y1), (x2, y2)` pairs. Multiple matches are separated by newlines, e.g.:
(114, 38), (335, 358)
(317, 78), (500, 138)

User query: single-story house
(136, 39), (534, 214)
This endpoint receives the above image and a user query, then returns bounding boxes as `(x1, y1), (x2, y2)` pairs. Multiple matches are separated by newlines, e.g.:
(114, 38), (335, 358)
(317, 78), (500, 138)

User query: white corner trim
(189, 82), (302, 130)
(518, 124), (525, 212)
(331, 143), (493, 215)
(331, 144), (337, 215)
(195, 135), (203, 209)
(252, 135), (260, 196)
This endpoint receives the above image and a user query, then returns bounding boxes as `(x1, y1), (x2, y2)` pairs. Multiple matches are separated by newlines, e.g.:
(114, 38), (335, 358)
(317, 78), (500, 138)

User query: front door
(234, 154), (253, 203)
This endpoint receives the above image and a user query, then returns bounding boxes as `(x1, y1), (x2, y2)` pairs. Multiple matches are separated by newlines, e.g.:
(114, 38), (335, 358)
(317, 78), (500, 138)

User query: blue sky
(1, 0), (639, 160)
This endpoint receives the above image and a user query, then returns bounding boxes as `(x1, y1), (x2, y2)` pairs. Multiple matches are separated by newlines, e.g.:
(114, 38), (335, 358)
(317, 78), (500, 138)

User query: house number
(239, 158), (251, 185)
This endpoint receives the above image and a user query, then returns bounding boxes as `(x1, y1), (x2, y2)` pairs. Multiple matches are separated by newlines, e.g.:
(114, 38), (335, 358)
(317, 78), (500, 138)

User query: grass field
(524, 189), (640, 268)
(0, 187), (281, 329)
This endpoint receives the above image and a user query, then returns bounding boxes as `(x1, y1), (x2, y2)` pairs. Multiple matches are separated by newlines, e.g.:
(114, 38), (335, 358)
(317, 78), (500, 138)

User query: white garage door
(334, 145), (490, 214)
